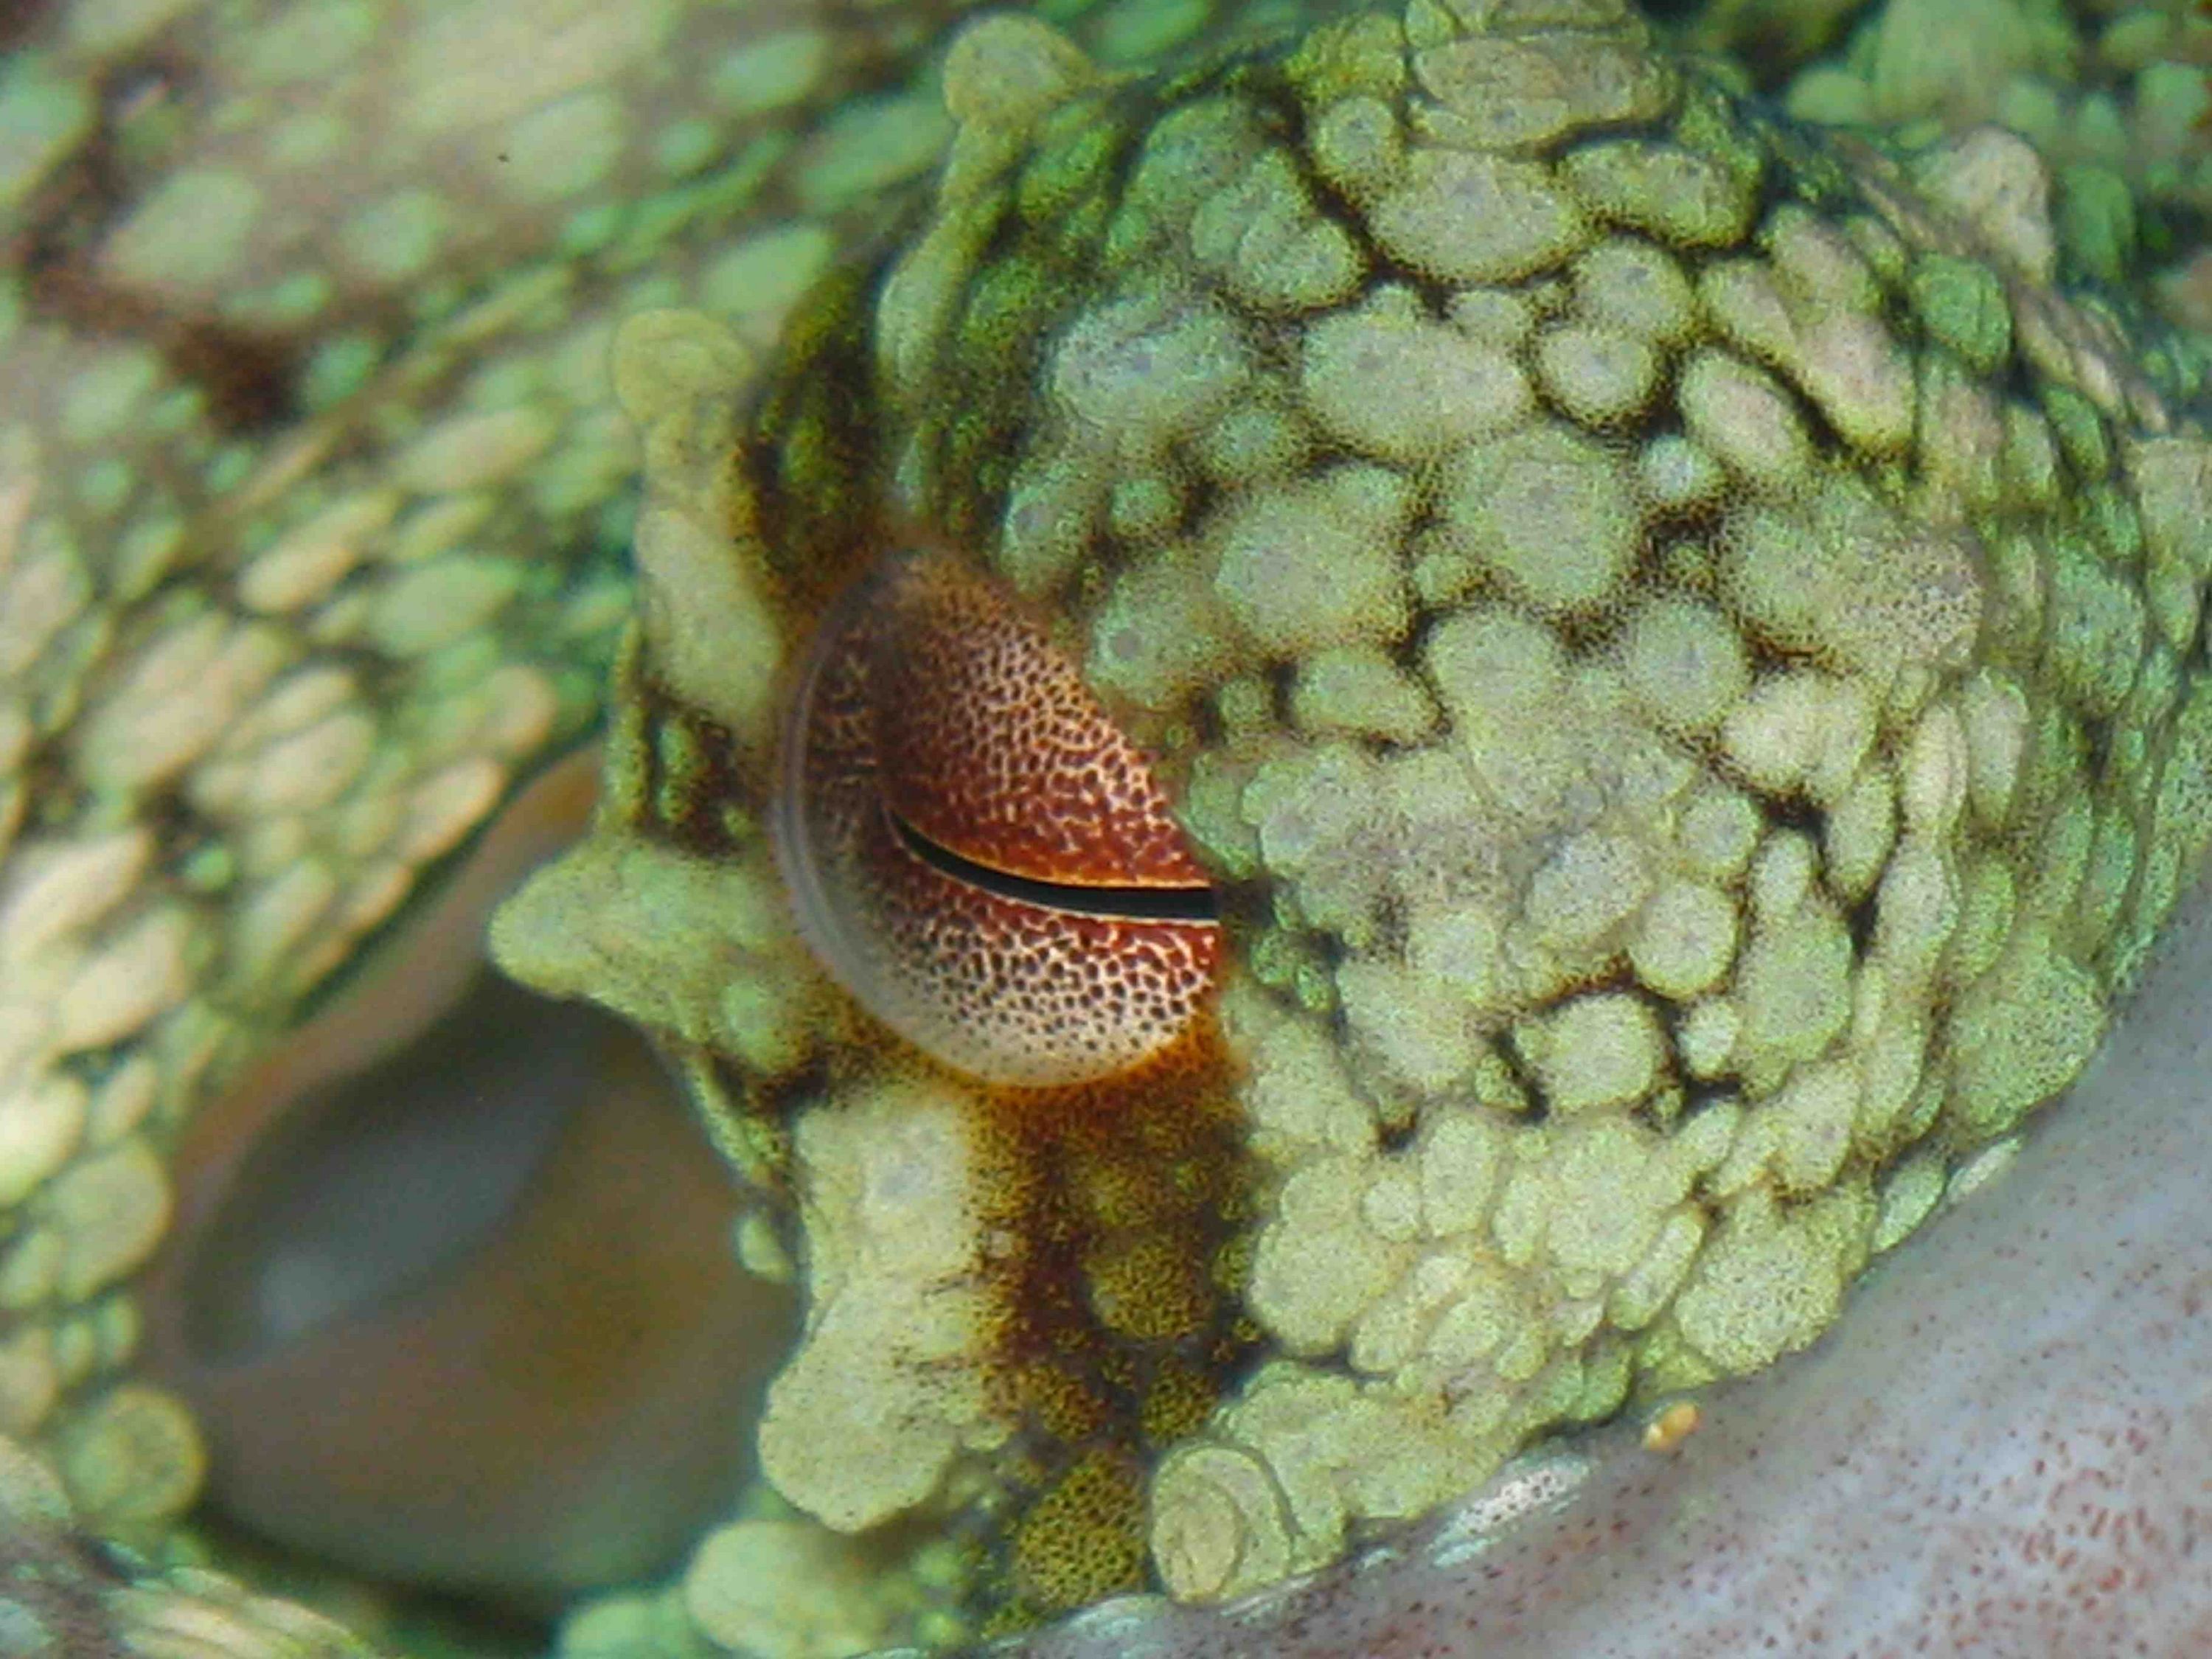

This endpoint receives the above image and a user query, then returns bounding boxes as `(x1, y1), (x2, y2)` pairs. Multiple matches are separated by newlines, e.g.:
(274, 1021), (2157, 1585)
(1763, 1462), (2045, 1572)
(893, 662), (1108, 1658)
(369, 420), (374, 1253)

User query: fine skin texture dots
(776, 552), (1222, 1087)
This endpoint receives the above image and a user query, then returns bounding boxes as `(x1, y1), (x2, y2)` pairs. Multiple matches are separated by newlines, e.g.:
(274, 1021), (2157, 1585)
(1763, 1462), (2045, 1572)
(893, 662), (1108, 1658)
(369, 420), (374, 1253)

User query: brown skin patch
(1004, 1448), (1152, 1618)
(748, 264), (891, 611)
(0, 0), (58, 51)
(1140, 1351), (1228, 1447)
(12, 51), (308, 435)
(616, 515), (1253, 1625)
(614, 260), (1259, 1627)
(970, 1018), (1258, 1623)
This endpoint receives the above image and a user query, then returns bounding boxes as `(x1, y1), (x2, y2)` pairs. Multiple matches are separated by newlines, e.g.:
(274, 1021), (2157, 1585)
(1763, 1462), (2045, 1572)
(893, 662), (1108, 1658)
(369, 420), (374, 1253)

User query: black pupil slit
(886, 809), (1220, 924)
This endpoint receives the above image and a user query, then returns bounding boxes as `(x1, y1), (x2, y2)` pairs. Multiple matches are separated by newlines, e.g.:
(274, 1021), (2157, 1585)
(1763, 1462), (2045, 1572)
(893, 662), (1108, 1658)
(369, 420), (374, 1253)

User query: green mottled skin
(2, 0), (2211, 1654)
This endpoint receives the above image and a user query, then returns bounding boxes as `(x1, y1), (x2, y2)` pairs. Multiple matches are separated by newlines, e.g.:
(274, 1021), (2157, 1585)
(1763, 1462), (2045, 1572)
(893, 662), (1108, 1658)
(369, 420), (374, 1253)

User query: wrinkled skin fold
(2, 0), (2211, 1654)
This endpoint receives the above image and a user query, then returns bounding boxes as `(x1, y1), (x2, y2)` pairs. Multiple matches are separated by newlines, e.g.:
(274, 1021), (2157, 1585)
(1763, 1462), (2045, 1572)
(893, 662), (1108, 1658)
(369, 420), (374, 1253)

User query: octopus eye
(773, 553), (1220, 1087)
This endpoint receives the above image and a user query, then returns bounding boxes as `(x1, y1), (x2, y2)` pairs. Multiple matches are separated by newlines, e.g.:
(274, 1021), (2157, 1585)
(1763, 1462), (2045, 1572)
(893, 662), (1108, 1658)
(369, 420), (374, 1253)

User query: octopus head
(470, 0), (2212, 1644)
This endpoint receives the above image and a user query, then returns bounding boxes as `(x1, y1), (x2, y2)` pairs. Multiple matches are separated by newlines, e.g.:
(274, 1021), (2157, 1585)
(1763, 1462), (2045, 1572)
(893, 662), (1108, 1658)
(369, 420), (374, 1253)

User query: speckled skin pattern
(1006, 891), (2212, 1656)
(3, 0), (2211, 1655)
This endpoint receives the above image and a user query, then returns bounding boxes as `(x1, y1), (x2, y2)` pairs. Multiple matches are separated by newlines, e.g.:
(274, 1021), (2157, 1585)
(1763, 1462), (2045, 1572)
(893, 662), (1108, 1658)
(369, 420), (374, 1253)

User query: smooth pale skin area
(1008, 888), (2212, 1657)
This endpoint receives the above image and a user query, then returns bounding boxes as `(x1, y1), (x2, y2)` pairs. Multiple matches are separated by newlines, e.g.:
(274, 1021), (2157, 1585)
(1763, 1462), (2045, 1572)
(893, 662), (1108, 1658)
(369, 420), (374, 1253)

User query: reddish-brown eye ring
(773, 553), (1220, 1087)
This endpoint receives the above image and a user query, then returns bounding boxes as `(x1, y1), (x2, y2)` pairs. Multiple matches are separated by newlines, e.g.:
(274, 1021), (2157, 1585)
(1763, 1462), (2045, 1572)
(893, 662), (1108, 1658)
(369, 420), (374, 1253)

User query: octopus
(1, 0), (2211, 1654)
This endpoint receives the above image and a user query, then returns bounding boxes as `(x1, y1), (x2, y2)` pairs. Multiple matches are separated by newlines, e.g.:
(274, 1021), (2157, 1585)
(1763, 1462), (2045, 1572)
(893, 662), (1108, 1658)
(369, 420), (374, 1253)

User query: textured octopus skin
(1, 0), (2210, 1655)
(1000, 888), (2212, 1658)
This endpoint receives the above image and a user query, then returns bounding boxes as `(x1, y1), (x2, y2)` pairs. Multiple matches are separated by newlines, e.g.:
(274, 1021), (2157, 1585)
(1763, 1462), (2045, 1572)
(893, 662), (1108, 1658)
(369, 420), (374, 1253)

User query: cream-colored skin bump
(755, 1076), (1004, 1534)
(813, 0), (2212, 1620)
(0, 0), (982, 1645)
(611, 310), (787, 745)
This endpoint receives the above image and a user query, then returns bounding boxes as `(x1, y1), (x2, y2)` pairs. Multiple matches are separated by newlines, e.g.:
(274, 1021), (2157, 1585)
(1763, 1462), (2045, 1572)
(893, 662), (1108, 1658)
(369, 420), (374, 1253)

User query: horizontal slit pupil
(886, 809), (1218, 924)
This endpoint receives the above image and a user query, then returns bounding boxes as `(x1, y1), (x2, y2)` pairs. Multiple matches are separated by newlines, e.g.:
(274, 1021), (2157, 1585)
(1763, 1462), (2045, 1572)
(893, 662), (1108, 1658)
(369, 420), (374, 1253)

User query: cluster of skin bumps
(505, 0), (2212, 1641)
(4, 0), (2212, 1655)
